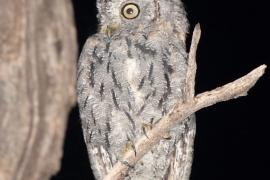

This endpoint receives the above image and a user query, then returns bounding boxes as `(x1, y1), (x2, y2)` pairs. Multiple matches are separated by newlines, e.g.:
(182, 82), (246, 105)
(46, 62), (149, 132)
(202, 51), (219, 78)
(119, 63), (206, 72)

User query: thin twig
(186, 23), (201, 100)
(103, 25), (267, 180)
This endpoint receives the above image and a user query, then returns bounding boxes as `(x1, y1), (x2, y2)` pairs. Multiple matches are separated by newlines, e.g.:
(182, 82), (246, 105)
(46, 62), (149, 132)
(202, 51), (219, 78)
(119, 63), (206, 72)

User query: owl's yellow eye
(121, 3), (140, 19)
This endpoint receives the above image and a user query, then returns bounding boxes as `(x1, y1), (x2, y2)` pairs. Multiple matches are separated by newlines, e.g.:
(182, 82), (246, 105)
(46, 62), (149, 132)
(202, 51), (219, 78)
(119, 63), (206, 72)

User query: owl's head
(97, 0), (188, 38)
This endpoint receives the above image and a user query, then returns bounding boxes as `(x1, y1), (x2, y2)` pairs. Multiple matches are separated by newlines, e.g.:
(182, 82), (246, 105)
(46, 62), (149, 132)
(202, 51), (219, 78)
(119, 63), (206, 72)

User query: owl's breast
(125, 56), (147, 107)
(78, 34), (190, 176)
(105, 35), (187, 122)
(126, 57), (139, 85)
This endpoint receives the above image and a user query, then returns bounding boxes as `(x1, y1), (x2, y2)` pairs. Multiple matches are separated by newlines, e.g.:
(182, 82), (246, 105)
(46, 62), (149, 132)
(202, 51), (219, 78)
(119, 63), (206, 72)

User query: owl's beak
(101, 24), (121, 37)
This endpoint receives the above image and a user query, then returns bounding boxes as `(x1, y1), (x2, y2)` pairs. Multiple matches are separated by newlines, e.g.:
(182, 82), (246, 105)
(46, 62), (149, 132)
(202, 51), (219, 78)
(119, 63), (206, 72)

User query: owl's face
(97, 0), (187, 36)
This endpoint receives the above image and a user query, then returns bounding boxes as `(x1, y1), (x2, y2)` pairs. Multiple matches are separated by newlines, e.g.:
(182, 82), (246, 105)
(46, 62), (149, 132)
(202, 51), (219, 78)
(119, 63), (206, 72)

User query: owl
(77, 0), (196, 179)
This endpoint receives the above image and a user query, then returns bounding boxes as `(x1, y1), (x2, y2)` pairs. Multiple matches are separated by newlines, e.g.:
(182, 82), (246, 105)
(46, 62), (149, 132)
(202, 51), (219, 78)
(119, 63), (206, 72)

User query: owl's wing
(166, 115), (196, 180)
(77, 36), (113, 179)
(77, 36), (97, 138)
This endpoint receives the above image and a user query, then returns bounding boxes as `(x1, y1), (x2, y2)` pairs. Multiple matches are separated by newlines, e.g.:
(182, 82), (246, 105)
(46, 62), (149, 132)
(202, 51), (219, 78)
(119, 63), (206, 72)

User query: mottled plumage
(77, 0), (196, 179)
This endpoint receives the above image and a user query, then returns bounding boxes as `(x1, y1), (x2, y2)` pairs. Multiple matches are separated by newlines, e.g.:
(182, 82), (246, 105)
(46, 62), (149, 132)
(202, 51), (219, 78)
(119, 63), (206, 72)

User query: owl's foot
(119, 159), (134, 169)
(141, 123), (153, 139)
(162, 131), (172, 140)
(122, 139), (137, 157)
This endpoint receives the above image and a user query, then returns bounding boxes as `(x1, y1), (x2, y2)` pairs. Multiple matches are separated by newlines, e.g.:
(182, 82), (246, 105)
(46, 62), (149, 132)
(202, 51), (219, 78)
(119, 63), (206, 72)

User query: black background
(52, 0), (270, 179)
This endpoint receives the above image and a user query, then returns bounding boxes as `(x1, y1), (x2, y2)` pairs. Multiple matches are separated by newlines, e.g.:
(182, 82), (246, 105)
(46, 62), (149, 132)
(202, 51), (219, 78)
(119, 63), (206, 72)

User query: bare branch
(185, 23), (201, 100)
(103, 25), (267, 180)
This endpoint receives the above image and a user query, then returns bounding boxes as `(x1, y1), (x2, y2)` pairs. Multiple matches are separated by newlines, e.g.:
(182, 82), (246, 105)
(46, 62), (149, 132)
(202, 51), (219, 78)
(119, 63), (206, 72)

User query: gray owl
(77, 0), (196, 179)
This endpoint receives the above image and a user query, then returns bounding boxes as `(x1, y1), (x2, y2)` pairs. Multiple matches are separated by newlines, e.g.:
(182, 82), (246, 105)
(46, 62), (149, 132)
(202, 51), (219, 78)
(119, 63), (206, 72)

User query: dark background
(52, 0), (269, 179)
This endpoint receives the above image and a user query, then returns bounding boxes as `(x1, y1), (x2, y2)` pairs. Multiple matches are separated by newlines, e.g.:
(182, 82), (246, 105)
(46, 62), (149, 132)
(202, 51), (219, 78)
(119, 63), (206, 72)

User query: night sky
(52, 0), (270, 179)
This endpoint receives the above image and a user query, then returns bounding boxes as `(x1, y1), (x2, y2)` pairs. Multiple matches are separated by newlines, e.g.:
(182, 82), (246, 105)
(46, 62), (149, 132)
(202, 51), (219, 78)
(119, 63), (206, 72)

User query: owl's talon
(163, 131), (172, 140)
(123, 140), (137, 157)
(142, 123), (152, 139)
(120, 160), (134, 169)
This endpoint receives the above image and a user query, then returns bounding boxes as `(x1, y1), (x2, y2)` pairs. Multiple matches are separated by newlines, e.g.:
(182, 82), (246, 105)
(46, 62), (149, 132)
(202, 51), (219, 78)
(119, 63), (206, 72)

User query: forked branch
(103, 24), (267, 180)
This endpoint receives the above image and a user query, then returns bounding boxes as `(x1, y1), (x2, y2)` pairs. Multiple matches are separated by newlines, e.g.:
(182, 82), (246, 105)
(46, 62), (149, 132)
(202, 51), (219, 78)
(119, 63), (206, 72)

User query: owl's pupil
(126, 8), (134, 14)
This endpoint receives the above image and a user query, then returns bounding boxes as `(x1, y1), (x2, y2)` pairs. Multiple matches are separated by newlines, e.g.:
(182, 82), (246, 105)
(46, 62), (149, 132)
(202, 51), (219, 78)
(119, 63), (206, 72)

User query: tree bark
(0, 0), (77, 180)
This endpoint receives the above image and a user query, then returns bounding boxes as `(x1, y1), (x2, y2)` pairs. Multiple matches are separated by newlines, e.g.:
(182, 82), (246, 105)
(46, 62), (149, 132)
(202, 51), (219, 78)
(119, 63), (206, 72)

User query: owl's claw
(163, 132), (172, 140)
(123, 139), (137, 157)
(142, 123), (152, 139)
(120, 160), (134, 169)
(142, 123), (171, 139)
